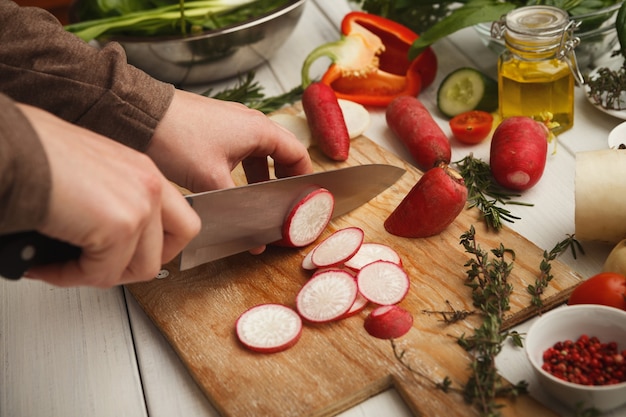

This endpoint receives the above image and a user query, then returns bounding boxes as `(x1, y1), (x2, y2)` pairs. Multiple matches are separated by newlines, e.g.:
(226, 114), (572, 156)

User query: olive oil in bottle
(492, 6), (582, 133)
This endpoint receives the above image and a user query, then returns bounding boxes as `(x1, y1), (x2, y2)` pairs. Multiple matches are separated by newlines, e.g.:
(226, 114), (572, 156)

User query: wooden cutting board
(127, 129), (583, 417)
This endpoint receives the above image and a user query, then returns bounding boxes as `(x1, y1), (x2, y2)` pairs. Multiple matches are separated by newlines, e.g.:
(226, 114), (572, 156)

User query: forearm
(0, 93), (51, 234)
(0, 0), (174, 151)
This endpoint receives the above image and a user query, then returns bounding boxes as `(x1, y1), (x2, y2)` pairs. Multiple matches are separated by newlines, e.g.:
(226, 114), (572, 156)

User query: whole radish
(386, 95), (451, 172)
(384, 164), (467, 238)
(490, 116), (549, 191)
(301, 82), (350, 161)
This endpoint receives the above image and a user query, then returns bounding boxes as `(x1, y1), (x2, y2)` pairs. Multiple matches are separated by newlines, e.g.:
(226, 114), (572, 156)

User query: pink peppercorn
(542, 334), (626, 386)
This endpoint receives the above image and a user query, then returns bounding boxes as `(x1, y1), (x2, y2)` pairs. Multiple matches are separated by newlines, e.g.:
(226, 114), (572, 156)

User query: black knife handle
(0, 231), (81, 280)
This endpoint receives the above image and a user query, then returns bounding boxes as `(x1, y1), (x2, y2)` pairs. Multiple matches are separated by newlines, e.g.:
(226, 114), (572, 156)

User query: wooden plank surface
(127, 129), (583, 417)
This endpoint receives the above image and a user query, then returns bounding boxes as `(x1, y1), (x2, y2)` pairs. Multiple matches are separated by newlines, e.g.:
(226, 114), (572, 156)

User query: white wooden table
(2, 1), (625, 416)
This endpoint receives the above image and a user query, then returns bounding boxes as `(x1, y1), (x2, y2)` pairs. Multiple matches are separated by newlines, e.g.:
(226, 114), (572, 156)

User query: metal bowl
(100, 0), (307, 85)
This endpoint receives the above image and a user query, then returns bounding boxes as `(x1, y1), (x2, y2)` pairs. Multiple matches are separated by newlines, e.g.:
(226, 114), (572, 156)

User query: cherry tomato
(568, 272), (626, 311)
(449, 110), (493, 144)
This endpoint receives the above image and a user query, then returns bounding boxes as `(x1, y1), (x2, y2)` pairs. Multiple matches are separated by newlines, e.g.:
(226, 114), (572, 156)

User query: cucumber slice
(437, 67), (498, 118)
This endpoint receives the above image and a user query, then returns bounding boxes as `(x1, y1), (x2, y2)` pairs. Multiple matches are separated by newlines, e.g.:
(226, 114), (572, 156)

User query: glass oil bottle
(491, 6), (583, 133)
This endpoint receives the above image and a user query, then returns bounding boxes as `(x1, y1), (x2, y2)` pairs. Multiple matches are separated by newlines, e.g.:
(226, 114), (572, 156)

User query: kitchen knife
(0, 164), (404, 280)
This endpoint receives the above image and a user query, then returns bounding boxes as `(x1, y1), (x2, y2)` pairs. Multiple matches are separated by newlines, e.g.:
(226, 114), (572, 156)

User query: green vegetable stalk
(65, 0), (290, 41)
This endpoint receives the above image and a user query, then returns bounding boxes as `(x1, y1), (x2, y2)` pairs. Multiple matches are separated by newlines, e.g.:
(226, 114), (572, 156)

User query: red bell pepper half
(301, 11), (438, 107)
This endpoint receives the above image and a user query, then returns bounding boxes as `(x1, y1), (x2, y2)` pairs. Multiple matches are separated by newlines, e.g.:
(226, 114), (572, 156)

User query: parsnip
(575, 149), (626, 243)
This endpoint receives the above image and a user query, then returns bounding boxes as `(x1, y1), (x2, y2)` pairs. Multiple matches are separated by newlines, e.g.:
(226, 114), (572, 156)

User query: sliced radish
(338, 99), (371, 139)
(339, 291), (369, 319)
(311, 227), (364, 268)
(236, 304), (302, 353)
(344, 242), (402, 271)
(301, 249), (316, 270)
(296, 269), (358, 323)
(268, 113), (312, 149)
(277, 187), (335, 247)
(364, 305), (413, 339)
(357, 260), (410, 305)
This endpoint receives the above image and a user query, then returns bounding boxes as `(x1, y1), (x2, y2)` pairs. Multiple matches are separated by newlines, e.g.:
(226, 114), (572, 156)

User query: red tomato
(568, 272), (626, 311)
(449, 110), (493, 144)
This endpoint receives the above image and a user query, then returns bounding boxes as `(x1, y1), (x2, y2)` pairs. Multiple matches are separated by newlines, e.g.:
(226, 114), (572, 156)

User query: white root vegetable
(575, 149), (626, 243)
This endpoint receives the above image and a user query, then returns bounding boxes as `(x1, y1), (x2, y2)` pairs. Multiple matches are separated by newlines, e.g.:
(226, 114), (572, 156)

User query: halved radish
(236, 304), (302, 353)
(357, 260), (410, 305)
(310, 227), (364, 268)
(344, 242), (402, 271)
(296, 269), (358, 323)
(364, 305), (413, 339)
(276, 187), (335, 247)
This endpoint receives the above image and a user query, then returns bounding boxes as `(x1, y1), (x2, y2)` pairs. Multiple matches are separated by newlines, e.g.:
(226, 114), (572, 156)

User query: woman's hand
(146, 89), (313, 192)
(19, 103), (201, 288)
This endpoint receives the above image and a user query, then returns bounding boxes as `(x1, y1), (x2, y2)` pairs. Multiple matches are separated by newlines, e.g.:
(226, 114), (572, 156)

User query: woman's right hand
(18, 103), (201, 288)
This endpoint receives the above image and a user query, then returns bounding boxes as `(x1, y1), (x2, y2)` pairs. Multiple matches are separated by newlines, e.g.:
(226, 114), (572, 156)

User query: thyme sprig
(527, 234), (585, 308)
(459, 226), (528, 416)
(455, 155), (533, 230)
(201, 71), (304, 114)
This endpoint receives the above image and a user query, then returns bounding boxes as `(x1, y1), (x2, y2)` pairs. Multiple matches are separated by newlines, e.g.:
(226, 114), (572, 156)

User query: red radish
(296, 269), (358, 323)
(356, 260), (410, 305)
(236, 304), (302, 353)
(339, 292), (369, 319)
(344, 242), (402, 271)
(384, 164), (467, 238)
(364, 305), (413, 339)
(490, 116), (549, 191)
(274, 187), (335, 247)
(385, 95), (451, 172)
(301, 249), (316, 270)
(301, 82), (350, 161)
(310, 227), (364, 268)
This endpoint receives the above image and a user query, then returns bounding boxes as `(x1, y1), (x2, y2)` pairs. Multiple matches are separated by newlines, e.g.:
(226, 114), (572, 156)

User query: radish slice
(311, 227), (364, 268)
(296, 269), (358, 323)
(357, 260), (410, 305)
(301, 249), (316, 270)
(364, 305), (413, 339)
(344, 242), (402, 271)
(268, 113), (312, 148)
(236, 304), (302, 353)
(338, 99), (371, 139)
(339, 291), (369, 319)
(279, 187), (335, 247)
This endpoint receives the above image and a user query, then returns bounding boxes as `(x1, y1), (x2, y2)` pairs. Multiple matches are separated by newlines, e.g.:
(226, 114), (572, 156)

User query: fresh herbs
(585, 62), (626, 110)
(527, 234), (584, 308)
(65, 0), (290, 41)
(459, 226), (528, 416)
(455, 154), (533, 230)
(350, 0), (621, 59)
(201, 71), (304, 114)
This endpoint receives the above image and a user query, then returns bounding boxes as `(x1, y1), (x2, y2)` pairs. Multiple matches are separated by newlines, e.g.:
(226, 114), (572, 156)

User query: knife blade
(0, 164), (404, 279)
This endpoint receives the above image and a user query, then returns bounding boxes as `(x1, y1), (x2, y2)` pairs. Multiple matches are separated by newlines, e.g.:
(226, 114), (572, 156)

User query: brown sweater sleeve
(0, 0), (175, 151)
(0, 93), (51, 234)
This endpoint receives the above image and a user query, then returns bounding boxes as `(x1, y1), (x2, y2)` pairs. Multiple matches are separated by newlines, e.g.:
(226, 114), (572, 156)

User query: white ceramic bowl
(608, 121), (626, 148)
(525, 304), (626, 412)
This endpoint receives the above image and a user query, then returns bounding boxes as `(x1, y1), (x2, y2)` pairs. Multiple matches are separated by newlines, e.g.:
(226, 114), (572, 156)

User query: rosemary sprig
(455, 154), (533, 230)
(201, 71), (304, 114)
(527, 234), (585, 308)
(459, 226), (528, 416)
